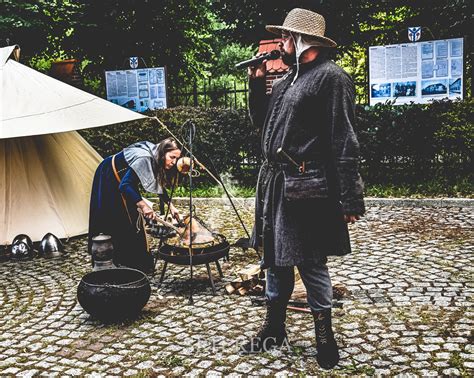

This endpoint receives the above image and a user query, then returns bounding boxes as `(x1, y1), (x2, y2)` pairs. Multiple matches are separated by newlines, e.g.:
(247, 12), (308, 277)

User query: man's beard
(281, 51), (296, 66)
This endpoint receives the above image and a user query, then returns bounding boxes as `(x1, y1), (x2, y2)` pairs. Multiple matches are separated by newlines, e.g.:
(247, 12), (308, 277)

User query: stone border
(152, 197), (474, 207)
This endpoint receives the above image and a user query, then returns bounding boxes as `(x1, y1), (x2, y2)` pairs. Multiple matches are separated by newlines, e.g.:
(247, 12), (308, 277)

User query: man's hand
(137, 200), (156, 221)
(248, 54), (267, 79)
(344, 214), (360, 224)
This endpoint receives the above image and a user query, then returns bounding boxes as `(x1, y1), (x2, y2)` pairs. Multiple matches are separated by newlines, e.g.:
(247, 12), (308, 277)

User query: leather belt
(265, 160), (320, 171)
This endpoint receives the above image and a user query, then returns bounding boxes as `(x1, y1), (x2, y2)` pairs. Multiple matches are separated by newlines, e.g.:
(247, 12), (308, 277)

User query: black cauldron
(77, 268), (151, 320)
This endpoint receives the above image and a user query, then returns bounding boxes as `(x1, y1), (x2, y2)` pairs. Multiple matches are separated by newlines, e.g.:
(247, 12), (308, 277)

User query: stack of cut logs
(225, 265), (265, 295)
(226, 264), (350, 304)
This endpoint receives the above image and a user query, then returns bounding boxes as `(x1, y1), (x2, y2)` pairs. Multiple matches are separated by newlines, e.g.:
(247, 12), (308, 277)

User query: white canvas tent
(0, 45), (147, 244)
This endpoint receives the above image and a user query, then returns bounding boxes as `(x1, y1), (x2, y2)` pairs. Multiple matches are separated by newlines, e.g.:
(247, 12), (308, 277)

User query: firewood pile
(225, 265), (265, 296)
(226, 264), (350, 304)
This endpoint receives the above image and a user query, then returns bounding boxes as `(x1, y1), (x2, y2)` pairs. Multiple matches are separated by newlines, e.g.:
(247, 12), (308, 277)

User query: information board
(369, 38), (463, 105)
(105, 67), (167, 112)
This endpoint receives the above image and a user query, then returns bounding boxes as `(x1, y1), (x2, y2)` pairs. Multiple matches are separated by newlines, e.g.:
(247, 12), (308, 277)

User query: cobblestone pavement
(0, 200), (473, 376)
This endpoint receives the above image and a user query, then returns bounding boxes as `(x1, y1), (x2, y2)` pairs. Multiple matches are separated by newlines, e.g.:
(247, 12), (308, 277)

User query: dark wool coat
(249, 56), (365, 268)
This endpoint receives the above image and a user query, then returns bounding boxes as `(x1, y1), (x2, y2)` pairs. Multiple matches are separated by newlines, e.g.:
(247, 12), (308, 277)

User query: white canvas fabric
(0, 45), (148, 243)
(0, 45), (18, 68)
(0, 46), (146, 139)
(0, 131), (102, 243)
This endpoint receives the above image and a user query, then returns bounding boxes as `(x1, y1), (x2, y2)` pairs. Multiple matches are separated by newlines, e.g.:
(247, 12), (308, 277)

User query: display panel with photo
(393, 81), (417, 97)
(371, 83), (391, 98)
(369, 38), (463, 105)
(106, 67), (167, 111)
(421, 80), (448, 96)
(449, 78), (462, 95)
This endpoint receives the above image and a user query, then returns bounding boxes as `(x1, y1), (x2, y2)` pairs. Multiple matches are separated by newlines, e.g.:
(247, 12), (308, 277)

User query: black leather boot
(241, 301), (288, 354)
(312, 308), (340, 369)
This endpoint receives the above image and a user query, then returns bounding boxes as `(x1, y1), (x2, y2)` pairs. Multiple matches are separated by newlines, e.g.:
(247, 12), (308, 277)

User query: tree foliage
(213, 0), (471, 49)
(213, 0), (472, 89)
(62, 0), (215, 86)
(0, 0), (73, 60)
(2, 1), (471, 92)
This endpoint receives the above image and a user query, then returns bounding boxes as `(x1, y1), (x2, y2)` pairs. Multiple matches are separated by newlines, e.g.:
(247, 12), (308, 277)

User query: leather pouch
(283, 167), (329, 200)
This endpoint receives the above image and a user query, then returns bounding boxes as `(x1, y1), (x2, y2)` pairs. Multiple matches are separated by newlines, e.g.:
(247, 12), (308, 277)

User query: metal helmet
(39, 233), (65, 257)
(11, 234), (35, 259)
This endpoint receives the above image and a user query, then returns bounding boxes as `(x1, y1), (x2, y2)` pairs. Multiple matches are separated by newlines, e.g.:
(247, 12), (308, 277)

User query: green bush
(79, 106), (262, 187)
(80, 100), (472, 194)
(355, 99), (473, 187)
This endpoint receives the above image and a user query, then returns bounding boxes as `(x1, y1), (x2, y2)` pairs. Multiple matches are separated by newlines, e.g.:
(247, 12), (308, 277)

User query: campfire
(150, 212), (229, 295)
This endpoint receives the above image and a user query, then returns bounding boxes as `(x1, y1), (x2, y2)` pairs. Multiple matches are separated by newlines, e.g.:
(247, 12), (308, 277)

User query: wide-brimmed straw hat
(266, 8), (337, 48)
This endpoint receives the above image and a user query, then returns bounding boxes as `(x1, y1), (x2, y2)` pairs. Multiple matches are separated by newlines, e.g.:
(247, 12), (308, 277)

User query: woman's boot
(312, 308), (340, 369)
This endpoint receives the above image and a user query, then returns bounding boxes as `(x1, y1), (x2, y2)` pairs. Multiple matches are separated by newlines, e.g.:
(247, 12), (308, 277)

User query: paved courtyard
(0, 199), (473, 376)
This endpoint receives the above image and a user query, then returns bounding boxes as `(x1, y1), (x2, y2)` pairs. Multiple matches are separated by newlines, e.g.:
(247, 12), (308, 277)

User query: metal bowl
(77, 268), (151, 320)
(158, 240), (230, 265)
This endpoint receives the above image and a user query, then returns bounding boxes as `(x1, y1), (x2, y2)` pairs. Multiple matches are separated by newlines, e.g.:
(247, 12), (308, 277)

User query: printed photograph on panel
(449, 78), (462, 95)
(421, 80), (448, 96)
(371, 83), (391, 98)
(393, 81), (416, 97)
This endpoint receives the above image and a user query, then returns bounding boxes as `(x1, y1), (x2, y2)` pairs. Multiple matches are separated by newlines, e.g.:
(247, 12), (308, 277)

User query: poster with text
(369, 38), (463, 105)
(105, 67), (167, 112)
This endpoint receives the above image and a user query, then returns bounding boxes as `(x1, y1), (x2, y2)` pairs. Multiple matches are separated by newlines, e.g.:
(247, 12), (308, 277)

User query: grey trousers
(265, 256), (333, 312)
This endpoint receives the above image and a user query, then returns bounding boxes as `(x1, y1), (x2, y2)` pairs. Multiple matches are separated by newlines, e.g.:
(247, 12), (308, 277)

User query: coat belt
(264, 160), (321, 171)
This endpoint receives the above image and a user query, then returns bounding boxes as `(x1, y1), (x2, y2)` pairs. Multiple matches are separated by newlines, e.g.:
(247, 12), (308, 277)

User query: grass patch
(365, 179), (473, 198)
(448, 351), (471, 377)
(143, 180), (473, 198)
(172, 184), (255, 198)
(291, 345), (305, 357)
(156, 355), (188, 368)
(340, 359), (376, 375)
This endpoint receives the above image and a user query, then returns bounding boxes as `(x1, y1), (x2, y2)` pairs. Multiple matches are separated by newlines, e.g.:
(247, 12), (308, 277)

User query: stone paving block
(64, 368), (83, 376)
(2, 367), (21, 374)
(17, 369), (40, 377)
(0, 203), (472, 375)
(205, 370), (223, 377)
(419, 344), (441, 352)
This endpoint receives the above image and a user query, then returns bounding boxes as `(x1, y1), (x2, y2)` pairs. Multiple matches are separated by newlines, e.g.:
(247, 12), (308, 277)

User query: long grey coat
(249, 56), (365, 268)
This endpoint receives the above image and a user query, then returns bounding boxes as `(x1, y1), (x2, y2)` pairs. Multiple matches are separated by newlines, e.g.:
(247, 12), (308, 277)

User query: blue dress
(88, 151), (154, 273)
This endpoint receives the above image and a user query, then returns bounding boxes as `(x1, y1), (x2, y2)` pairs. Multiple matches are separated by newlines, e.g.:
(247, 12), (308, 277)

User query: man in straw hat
(244, 8), (365, 369)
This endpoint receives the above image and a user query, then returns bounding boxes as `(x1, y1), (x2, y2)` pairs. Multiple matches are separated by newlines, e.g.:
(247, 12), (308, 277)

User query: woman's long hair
(154, 137), (180, 189)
